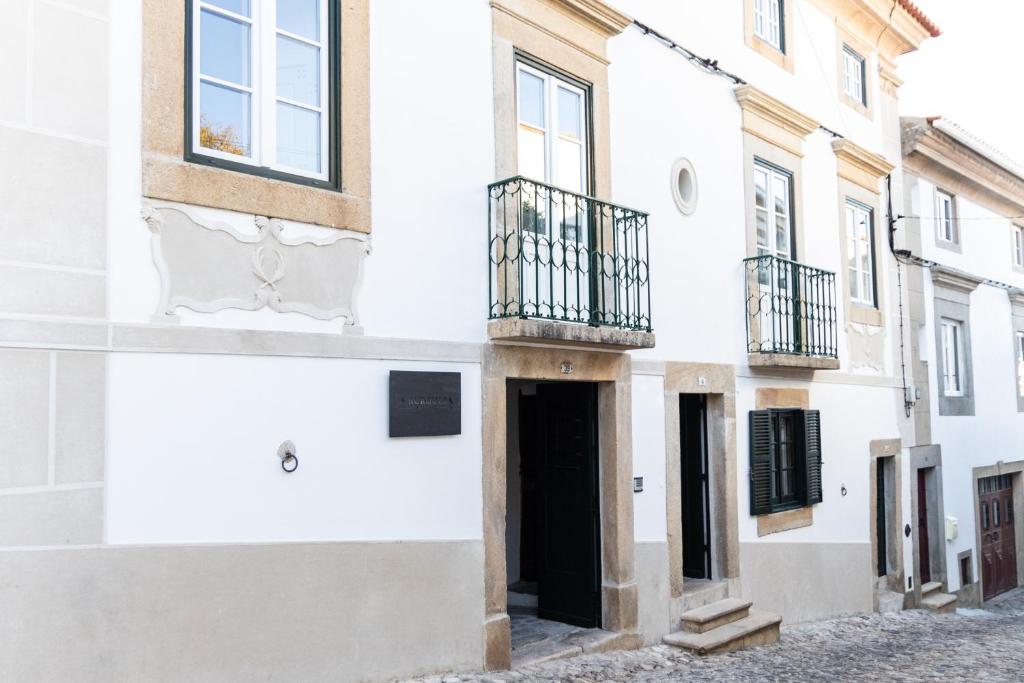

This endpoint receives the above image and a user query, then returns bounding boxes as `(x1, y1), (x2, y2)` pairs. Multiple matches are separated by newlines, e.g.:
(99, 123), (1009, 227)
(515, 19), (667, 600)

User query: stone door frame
(663, 362), (740, 611)
(481, 344), (638, 670)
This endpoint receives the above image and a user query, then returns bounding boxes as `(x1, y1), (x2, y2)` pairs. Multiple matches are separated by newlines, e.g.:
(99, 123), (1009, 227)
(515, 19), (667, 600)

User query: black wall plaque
(388, 371), (461, 437)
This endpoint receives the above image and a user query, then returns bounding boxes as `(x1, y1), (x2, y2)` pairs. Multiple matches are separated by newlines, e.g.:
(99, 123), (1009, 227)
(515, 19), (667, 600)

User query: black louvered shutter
(749, 410), (773, 515)
(802, 409), (822, 505)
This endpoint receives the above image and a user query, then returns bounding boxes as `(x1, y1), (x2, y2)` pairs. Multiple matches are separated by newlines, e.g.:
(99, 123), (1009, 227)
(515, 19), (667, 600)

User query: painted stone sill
(848, 305), (884, 327)
(487, 318), (655, 351)
(748, 353), (840, 370)
(756, 505), (813, 537)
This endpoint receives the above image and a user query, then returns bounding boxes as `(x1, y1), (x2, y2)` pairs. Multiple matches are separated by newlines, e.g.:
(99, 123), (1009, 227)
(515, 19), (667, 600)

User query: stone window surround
(835, 24), (873, 120)
(1011, 290), (1024, 413)
(933, 187), (962, 253)
(753, 387), (815, 536)
(737, 86), (816, 264)
(662, 362), (740, 603)
(743, 0), (795, 73)
(931, 267), (980, 416)
(971, 461), (1024, 603)
(141, 0), (370, 233)
(491, 0), (631, 201)
(833, 138), (895, 328)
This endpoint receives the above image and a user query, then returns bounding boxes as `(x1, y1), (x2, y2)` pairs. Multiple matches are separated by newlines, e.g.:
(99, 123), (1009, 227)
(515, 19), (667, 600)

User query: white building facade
(0, 0), (941, 680)
(902, 117), (1024, 608)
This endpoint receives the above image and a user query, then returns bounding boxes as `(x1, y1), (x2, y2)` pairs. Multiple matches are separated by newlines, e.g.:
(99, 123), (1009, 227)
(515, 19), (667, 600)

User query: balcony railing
(488, 176), (651, 332)
(744, 255), (838, 358)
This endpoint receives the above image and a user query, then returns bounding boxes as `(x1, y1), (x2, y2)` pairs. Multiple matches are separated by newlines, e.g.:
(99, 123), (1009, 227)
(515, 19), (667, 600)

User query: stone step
(921, 592), (957, 615)
(921, 581), (943, 597)
(680, 598), (752, 634)
(663, 609), (782, 655)
(677, 579), (730, 613)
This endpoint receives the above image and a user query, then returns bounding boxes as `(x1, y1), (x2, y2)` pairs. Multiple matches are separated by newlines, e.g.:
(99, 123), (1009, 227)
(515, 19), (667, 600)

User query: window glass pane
(862, 272), (873, 304)
(983, 503), (989, 529)
(276, 102), (320, 172)
(772, 175), (788, 216)
(199, 82), (251, 156)
(206, 0), (251, 17)
(557, 87), (582, 140)
(754, 169), (768, 209)
(277, 36), (320, 106)
(277, 0), (320, 40)
(200, 9), (251, 86)
(756, 210), (769, 250)
(518, 70), (545, 129)
(775, 214), (789, 255)
(555, 139), (583, 194)
(517, 127), (546, 181)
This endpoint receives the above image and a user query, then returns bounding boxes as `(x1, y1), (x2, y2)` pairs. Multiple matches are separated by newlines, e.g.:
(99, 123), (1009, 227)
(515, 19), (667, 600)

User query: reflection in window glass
(207, 0), (251, 17)
(276, 102), (320, 172)
(199, 81), (251, 155)
(277, 35), (320, 106)
(277, 0), (320, 39)
(200, 10), (251, 85)
(192, 0), (329, 179)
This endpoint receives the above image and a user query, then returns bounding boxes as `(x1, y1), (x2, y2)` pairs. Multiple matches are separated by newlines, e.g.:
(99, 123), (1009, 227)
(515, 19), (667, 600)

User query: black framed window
(842, 45), (867, 106)
(749, 409), (822, 515)
(184, 0), (341, 190)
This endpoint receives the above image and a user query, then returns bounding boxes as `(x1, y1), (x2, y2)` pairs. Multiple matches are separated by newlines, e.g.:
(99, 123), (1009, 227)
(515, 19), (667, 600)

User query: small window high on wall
(187, 0), (336, 184)
(753, 0), (783, 51)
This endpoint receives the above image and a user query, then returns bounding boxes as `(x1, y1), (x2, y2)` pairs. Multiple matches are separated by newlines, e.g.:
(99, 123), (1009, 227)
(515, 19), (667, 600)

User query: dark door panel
(980, 475), (1017, 600)
(534, 382), (601, 628)
(918, 469), (931, 585)
(681, 394), (711, 580)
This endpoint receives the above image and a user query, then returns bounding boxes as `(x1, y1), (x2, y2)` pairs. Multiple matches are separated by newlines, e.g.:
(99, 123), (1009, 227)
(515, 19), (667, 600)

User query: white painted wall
(107, 353), (482, 544)
(609, 1), (908, 566)
(908, 174), (1024, 591)
(631, 372), (667, 543)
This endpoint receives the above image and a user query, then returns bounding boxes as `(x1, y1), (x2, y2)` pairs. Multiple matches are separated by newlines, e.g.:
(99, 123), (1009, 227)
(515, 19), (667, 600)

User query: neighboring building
(901, 117), (1024, 608)
(0, 0), (938, 681)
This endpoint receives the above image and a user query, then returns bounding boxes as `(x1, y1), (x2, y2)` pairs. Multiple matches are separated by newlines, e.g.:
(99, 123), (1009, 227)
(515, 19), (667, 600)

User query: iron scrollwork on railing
(487, 176), (651, 331)
(744, 254), (838, 358)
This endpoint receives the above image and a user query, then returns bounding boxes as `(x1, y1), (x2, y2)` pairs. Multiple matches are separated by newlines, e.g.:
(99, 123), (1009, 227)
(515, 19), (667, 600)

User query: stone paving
(407, 589), (1024, 682)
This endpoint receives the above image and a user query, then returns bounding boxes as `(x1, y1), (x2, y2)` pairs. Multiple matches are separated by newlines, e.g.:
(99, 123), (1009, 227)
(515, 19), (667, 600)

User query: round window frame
(670, 157), (698, 215)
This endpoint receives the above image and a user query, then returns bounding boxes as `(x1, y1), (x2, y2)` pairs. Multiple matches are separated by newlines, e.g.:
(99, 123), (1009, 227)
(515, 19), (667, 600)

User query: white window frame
(941, 318), (965, 397)
(935, 189), (958, 244)
(842, 45), (866, 105)
(191, 0), (331, 181)
(1017, 331), (1024, 398)
(754, 161), (793, 261)
(515, 60), (589, 194)
(846, 200), (875, 307)
(1013, 224), (1024, 268)
(753, 0), (783, 51)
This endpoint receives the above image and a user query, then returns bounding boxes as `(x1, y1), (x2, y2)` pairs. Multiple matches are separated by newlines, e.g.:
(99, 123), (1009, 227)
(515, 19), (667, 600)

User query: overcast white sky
(899, 0), (1024, 163)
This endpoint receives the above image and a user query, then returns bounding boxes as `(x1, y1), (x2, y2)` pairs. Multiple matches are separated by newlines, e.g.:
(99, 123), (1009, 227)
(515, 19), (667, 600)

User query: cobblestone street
(411, 590), (1024, 682)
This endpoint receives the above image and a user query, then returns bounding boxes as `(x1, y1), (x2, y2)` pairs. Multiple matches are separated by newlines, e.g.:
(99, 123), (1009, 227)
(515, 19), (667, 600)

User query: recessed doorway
(506, 380), (601, 629)
(681, 394), (712, 580)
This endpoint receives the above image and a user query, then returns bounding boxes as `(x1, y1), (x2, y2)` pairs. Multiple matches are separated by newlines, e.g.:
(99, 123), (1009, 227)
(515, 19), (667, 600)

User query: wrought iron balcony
(744, 255), (838, 367)
(487, 176), (652, 343)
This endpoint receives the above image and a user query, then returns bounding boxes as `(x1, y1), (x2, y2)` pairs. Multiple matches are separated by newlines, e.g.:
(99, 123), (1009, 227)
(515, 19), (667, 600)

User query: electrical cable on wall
(630, 19), (843, 141)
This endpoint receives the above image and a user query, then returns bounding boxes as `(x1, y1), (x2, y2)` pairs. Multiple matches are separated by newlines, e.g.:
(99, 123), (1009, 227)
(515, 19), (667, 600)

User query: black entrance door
(681, 394), (711, 580)
(533, 382), (601, 628)
(918, 469), (931, 584)
(876, 461), (887, 577)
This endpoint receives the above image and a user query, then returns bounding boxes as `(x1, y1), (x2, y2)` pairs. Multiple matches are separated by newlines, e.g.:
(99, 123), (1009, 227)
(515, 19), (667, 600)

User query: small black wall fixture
(278, 440), (299, 473)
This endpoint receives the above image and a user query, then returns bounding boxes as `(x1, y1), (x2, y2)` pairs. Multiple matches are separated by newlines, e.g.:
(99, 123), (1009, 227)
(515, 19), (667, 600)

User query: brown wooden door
(980, 475), (1018, 600)
(918, 469), (931, 585)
